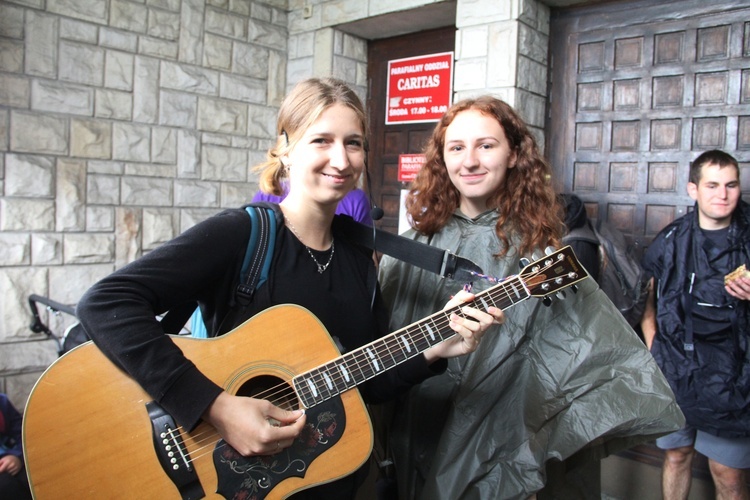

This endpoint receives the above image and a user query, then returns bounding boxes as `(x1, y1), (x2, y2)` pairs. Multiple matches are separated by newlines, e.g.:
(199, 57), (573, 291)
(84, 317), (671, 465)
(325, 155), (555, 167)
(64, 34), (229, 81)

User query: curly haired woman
(378, 96), (684, 500)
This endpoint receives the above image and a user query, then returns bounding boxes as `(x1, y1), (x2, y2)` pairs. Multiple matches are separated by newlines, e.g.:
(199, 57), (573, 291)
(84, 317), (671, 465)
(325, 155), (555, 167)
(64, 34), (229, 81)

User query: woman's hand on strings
(423, 289), (504, 362)
(204, 392), (306, 456)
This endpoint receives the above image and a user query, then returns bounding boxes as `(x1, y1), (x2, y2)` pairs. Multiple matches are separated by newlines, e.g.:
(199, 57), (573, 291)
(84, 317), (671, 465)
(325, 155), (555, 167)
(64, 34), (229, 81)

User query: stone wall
(0, 0), (293, 405)
(454, 0), (550, 148)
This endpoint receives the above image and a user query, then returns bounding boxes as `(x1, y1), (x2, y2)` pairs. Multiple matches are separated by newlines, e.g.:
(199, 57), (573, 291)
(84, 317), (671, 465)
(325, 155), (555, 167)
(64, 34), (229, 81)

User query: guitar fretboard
(292, 274), (529, 409)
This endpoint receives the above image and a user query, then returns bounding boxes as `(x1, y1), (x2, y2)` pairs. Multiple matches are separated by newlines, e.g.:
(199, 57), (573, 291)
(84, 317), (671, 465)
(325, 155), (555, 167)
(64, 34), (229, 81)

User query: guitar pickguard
(213, 397), (345, 499)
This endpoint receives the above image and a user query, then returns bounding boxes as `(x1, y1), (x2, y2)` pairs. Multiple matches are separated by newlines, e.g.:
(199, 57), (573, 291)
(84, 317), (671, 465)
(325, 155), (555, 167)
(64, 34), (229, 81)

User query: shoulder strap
(332, 215), (483, 282)
(236, 205), (277, 307)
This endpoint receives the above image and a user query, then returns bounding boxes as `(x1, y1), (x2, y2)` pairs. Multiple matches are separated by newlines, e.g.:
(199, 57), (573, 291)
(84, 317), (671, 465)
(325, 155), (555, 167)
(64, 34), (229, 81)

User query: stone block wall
(453, 0), (550, 148)
(0, 0), (292, 405)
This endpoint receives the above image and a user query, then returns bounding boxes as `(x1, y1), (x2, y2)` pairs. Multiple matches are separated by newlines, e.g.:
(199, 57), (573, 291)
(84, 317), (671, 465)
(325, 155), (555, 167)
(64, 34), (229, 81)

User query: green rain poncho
(378, 210), (684, 500)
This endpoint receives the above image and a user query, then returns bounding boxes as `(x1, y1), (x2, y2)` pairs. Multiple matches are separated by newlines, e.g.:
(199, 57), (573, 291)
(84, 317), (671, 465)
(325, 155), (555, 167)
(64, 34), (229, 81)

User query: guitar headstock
(521, 246), (589, 298)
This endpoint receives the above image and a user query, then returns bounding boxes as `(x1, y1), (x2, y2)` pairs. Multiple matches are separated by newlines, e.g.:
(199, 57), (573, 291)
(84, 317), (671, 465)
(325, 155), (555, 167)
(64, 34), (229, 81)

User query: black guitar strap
(332, 215), (483, 282)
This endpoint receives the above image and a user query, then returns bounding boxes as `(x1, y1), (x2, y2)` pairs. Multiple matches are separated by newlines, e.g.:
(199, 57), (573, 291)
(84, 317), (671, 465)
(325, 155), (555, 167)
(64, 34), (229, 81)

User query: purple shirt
(251, 187), (374, 226)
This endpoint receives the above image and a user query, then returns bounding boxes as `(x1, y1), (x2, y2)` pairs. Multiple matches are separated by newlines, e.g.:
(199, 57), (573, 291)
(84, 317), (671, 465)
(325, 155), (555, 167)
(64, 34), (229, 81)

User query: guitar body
(23, 304), (373, 499)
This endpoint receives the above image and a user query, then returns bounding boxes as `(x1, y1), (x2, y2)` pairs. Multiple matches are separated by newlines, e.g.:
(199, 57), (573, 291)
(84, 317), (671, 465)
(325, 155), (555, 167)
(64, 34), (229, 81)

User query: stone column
(454, 0), (550, 146)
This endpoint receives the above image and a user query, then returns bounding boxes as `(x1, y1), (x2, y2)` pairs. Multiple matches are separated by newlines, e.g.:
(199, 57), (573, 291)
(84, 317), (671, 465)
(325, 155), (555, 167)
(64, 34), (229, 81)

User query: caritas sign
(398, 154), (425, 182)
(386, 52), (453, 125)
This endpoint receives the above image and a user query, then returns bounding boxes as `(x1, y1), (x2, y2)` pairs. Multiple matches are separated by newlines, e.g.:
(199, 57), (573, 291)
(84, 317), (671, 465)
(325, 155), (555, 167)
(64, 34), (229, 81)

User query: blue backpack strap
(236, 205), (276, 306)
(189, 205), (276, 337)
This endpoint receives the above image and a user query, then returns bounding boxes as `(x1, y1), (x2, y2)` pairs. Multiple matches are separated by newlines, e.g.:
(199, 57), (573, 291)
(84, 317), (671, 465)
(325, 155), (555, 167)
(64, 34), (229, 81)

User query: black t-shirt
(246, 226), (380, 355)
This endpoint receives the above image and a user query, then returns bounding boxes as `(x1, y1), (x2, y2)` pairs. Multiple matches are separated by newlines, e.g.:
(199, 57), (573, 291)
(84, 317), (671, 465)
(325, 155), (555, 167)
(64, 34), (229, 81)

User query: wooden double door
(548, 0), (750, 254)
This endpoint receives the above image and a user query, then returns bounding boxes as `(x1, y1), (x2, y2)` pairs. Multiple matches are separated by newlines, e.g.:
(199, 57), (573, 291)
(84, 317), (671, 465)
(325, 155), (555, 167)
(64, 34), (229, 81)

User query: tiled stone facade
(454, 0), (550, 147)
(0, 0), (293, 405)
(0, 0), (548, 407)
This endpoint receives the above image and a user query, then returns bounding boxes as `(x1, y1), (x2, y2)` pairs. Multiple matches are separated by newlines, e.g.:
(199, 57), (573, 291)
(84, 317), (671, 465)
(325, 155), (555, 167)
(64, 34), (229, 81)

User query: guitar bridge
(146, 401), (205, 500)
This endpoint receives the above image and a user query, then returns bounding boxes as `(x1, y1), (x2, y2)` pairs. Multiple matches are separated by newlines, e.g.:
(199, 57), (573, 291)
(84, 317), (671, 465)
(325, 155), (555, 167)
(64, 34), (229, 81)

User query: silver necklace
(285, 219), (335, 274)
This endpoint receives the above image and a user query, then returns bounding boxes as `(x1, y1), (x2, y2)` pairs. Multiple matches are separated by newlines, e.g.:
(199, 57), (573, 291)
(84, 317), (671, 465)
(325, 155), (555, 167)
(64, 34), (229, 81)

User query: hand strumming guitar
(204, 392), (307, 456)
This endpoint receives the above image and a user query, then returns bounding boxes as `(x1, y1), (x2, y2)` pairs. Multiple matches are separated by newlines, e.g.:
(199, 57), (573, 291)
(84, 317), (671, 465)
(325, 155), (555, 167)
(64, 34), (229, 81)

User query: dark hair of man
(689, 149), (739, 184)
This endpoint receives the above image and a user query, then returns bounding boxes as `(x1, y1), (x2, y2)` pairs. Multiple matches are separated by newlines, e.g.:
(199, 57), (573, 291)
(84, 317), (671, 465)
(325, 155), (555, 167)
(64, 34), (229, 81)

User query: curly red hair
(406, 96), (564, 257)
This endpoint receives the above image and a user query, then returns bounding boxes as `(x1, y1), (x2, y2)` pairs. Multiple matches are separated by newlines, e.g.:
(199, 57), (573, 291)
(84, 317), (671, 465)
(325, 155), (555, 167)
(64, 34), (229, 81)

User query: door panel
(367, 27), (455, 234)
(548, 0), (750, 256)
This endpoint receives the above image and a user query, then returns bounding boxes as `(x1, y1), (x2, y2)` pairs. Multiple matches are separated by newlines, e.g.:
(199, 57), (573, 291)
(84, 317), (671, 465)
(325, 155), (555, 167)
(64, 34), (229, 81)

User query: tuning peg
(556, 291), (566, 301)
(542, 296), (552, 307)
(519, 257), (530, 269)
(570, 284), (578, 294)
(544, 246), (557, 255)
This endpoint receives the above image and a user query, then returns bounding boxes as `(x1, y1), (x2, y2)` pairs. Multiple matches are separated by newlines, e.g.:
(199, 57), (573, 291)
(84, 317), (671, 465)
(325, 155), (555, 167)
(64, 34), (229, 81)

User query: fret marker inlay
(400, 335), (412, 352)
(425, 324), (435, 341)
(306, 379), (318, 398)
(366, 348), (381, 372)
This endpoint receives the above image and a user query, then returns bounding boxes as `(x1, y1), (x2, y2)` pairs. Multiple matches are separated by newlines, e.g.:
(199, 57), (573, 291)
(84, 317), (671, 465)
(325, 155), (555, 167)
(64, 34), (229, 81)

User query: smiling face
(283, 102), (365, 209)
(688, 162), (741, 229)
(442, 109), (517, 218)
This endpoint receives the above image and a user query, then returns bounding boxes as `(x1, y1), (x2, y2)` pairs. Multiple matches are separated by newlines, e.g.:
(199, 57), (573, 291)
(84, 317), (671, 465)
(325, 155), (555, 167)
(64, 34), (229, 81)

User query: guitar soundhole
(235, 375), (300, 411)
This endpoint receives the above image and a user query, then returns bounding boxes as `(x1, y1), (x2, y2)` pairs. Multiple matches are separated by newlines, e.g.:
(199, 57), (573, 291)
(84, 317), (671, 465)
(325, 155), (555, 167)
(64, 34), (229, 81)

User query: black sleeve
(76, 209), (251, 430)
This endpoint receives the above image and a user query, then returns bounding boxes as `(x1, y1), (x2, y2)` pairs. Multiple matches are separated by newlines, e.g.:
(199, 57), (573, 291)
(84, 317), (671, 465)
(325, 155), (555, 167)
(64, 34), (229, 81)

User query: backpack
(189, 204), (278, 337)
(563, 219), (649, 328)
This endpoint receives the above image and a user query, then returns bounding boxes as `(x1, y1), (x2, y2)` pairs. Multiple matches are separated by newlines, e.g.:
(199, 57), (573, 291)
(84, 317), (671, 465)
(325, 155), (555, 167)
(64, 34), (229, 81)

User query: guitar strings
(169, 255), (571, 466)
(182, 262), (559, 463)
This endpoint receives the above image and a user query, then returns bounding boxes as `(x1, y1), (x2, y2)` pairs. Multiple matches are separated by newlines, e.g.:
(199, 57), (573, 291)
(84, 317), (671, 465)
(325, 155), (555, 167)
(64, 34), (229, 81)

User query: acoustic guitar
(23, 246), (587, 499)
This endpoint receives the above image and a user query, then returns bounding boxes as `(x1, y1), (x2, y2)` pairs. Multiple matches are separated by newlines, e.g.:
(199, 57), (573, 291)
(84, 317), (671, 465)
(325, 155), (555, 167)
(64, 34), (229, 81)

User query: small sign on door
(398, 153), (425, 182)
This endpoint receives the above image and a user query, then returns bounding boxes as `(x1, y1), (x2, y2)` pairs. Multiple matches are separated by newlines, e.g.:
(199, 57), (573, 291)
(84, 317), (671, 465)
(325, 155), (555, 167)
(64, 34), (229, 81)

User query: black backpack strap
(236, 205), (277, 307)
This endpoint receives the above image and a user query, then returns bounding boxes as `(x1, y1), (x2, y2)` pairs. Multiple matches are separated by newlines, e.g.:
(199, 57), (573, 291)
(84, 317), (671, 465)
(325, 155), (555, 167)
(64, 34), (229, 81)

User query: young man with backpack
(641, 149), (750, 499)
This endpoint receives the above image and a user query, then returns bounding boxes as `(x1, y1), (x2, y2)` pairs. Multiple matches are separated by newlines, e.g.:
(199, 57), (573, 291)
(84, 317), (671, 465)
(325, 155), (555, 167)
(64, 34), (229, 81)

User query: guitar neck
(292, 274), (528, 409)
